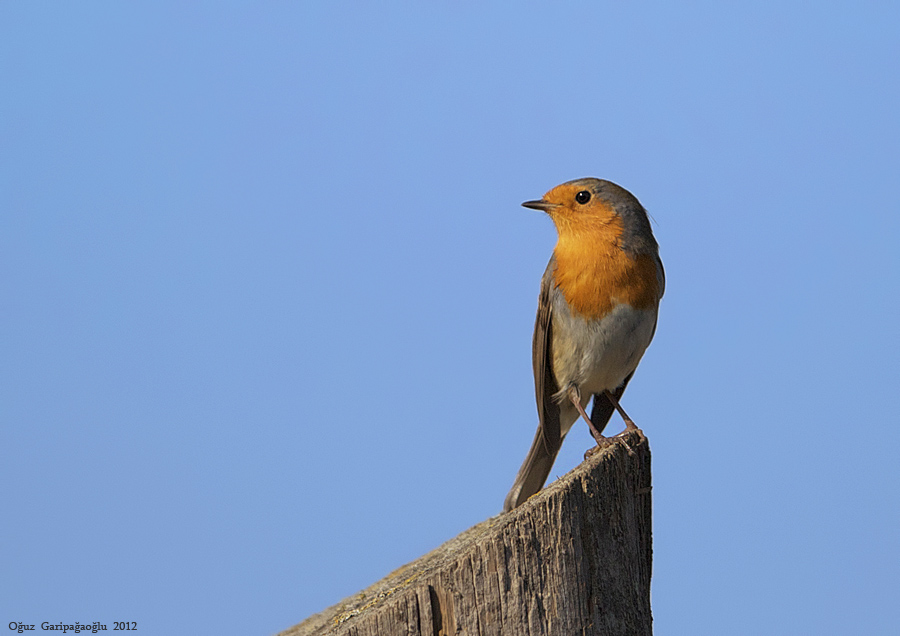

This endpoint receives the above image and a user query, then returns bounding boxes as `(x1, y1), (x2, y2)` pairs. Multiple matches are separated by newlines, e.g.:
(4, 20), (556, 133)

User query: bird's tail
(502, 377), (632, 512)
(502, 426), (561, 512)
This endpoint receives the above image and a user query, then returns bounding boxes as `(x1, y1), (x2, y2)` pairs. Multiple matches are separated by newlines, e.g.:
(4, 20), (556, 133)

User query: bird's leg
(566, 385), (608, 445)
(604, 390), (639, 431)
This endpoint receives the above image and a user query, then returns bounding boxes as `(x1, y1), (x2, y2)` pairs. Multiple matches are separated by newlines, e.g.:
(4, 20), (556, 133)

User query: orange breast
(553, 231), (660, 320)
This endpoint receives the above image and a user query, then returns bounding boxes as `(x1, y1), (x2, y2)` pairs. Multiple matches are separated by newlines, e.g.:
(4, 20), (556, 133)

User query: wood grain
(279, 430), (652, 636)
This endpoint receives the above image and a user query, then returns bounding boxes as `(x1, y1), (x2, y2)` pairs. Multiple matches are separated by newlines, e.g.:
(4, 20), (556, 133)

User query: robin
(503, 178), (664, 512)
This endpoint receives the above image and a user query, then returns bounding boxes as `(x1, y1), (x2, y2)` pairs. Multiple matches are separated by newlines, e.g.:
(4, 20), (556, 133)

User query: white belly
(550, 300), (658, 433)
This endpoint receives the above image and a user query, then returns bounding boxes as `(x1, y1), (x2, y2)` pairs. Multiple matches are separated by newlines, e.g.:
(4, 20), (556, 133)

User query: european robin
(503, 178), (664, 512)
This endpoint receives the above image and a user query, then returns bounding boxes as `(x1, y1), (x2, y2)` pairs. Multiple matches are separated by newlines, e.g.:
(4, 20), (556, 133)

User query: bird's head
(522, 177), (655, 254)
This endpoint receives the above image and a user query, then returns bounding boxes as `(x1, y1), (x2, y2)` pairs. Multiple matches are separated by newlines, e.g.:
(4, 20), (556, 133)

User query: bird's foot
(585, 425), (642, 459)
(584, 440), (611, 459)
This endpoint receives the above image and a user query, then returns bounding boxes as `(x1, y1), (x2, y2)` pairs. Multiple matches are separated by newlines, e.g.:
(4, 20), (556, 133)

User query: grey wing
(502, 257), (562, 512)
(648, 254), (665, 340)
(656, 254), (665, 299)
(533, 257), (561, 455)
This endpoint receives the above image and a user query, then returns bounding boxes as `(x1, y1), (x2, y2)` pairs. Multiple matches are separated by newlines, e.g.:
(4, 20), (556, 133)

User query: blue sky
(2, 3), (898, 635)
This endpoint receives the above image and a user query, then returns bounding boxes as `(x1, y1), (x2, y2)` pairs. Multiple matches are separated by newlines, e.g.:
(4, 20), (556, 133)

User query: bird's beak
(522, 199), (559, 212)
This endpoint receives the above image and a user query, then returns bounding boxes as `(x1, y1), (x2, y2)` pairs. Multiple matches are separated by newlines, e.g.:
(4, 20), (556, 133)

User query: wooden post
(280, 430), (652, 636)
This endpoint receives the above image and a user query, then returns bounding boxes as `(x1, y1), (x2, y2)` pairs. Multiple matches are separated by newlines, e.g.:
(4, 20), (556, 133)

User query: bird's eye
(575, 190), (591, 204)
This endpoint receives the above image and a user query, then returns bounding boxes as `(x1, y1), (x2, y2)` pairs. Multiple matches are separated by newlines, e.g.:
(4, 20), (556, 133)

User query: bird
(503, 177), (664, 512)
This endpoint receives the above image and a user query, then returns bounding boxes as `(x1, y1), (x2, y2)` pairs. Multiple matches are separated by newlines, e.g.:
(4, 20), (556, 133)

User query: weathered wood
(280, 430), (652, 636)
